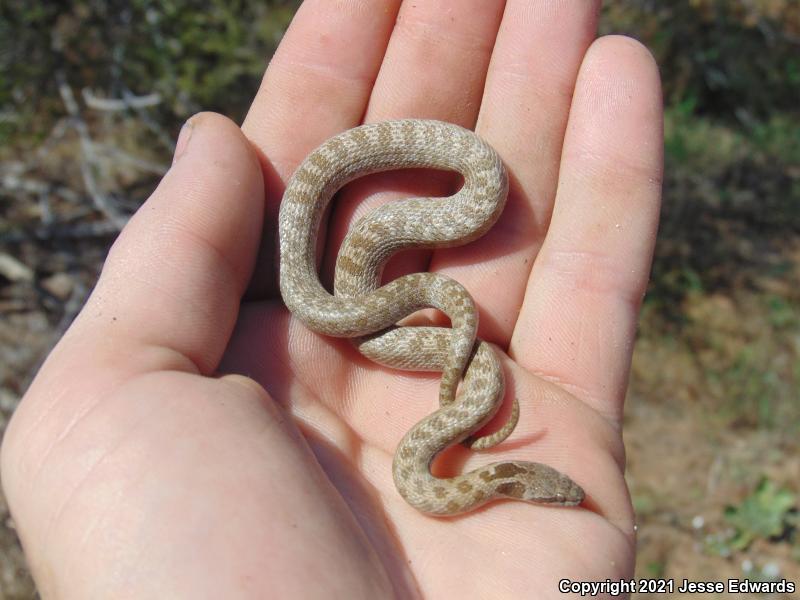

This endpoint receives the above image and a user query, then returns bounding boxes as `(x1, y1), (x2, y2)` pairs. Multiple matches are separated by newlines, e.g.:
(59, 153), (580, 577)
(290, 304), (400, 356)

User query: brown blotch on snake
(278, 119), (584, 516)
(486, 462), (528, 480)
(495, 482), (527, 499)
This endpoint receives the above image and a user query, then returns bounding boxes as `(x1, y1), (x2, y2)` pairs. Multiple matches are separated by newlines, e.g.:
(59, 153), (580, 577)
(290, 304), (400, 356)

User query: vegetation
(723, 479), (796, 552)
(0, 1), (299, 144)
(621, 0), (800, 434)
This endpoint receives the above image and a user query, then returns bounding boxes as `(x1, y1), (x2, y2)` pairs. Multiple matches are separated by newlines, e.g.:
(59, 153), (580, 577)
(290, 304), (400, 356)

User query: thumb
(64, 111), (265, 377)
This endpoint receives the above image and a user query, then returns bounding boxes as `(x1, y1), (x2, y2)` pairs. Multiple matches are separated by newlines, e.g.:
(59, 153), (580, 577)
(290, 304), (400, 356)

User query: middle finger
(321, 0), (506, 286)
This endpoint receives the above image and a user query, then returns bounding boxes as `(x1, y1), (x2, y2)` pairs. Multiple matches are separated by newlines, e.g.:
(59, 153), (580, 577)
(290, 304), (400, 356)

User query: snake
(278, 119), (584, 516)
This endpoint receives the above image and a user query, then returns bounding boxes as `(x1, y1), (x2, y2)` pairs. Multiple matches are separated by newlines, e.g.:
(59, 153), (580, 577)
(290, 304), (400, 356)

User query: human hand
(2, 2), (662, 598)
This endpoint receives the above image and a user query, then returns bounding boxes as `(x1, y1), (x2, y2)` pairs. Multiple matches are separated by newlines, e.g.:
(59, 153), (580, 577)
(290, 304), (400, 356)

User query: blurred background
(0, 1), (798, 597)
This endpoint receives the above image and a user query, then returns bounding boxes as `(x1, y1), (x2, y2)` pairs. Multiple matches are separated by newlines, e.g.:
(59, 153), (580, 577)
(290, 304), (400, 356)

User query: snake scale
(278, 119), (584, 515)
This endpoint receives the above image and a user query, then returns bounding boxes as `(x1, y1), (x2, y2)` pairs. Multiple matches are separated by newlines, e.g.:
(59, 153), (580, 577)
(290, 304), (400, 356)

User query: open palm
(2, 2), (662, 598)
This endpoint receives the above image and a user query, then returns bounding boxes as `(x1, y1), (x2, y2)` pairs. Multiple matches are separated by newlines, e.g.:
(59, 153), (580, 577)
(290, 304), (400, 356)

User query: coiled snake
(278, 119), (584, 515)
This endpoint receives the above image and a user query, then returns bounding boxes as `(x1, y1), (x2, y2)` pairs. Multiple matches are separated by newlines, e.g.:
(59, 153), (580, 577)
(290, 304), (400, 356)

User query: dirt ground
(626, 389), (800, 596)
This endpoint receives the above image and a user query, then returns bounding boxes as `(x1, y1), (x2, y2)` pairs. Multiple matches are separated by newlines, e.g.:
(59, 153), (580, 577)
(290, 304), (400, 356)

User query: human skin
(1, 1), (662, 598)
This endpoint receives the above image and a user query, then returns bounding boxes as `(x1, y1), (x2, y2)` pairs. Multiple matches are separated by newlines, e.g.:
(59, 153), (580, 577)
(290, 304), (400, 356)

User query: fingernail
(172, 119), (195, 164)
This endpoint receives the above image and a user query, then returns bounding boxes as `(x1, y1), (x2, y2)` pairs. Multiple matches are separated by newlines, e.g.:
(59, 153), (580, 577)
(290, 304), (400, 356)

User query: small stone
(761, 562), (781, 579)
(0, 253), (33, 283)
(41, 272), (75, 300)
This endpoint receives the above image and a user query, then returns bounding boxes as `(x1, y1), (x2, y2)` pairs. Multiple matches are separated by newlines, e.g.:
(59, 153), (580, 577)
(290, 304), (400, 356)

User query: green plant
(723, 479), (796, 551)
(644, 561), (665, 578)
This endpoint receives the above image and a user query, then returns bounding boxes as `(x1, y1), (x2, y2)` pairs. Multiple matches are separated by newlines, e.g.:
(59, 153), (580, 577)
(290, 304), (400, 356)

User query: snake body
(278, 119), (584, 515)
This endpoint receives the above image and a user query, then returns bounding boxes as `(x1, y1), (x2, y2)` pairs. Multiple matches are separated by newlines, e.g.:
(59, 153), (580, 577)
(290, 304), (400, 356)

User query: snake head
(493, 461), (585, 507)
